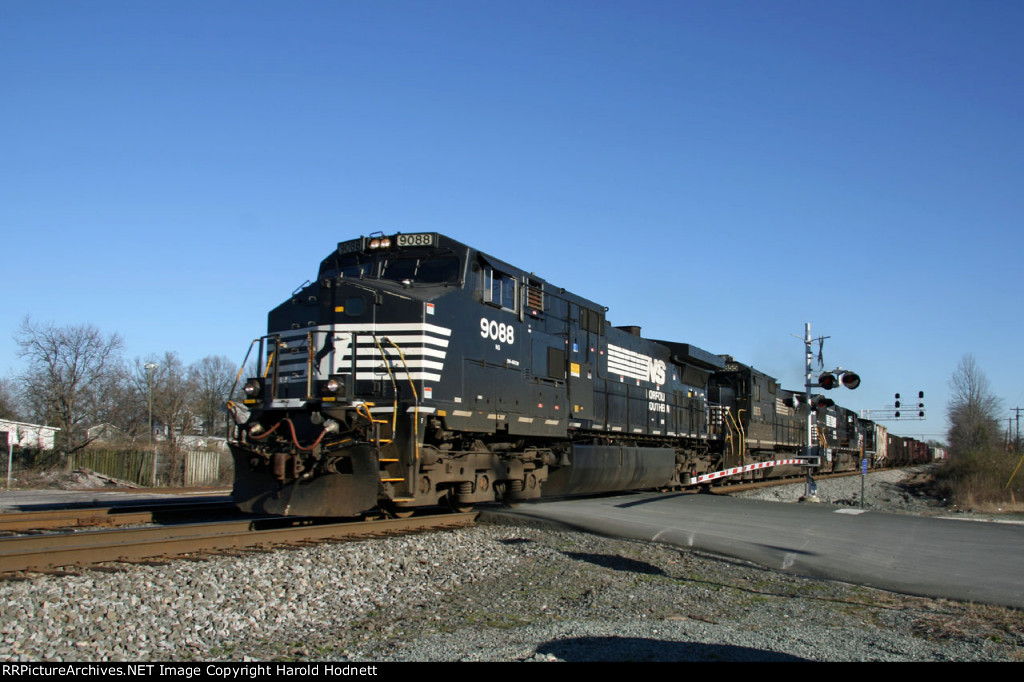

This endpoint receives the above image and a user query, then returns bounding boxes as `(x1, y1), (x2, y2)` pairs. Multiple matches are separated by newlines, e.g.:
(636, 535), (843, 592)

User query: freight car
(226, 232), (928, 517)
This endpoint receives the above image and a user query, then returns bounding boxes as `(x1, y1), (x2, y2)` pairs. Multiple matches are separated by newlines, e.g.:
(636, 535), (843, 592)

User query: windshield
(381, 256), (460, 283)
(321, 254), (461, 284)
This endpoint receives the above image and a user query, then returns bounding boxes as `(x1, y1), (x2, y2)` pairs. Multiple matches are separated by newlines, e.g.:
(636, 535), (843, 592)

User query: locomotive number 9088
(480, 317), (515, 344)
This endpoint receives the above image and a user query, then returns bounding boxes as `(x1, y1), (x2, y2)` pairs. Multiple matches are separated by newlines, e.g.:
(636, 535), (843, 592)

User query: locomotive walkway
(492, 492), (1024, 609)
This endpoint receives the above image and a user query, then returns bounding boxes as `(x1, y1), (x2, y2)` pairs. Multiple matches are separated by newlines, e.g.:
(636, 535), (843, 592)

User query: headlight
(243, 378), (262, 397)
(324, 377), (343, 395)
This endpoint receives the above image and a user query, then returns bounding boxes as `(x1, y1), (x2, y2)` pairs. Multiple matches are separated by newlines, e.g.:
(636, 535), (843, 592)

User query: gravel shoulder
(2, 466), (1022, 662)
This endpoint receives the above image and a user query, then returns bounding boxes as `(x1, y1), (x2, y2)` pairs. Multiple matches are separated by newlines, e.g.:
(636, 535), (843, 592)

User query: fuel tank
(543, 444), (676, 496)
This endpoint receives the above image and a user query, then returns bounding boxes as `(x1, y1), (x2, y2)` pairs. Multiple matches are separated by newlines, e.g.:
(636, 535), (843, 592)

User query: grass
(909, 601), (1024, 650)
(932, 448), (1024, 513)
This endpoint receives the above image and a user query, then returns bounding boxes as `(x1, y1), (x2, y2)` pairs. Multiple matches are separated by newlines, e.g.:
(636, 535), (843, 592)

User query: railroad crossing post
(799, 322), (860, 502)
(861, 448), (868, 509)
(804, 323), (818, 501)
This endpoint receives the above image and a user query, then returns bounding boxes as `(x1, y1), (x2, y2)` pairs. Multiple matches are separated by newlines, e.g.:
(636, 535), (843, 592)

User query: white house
(0, 419), (60, 450)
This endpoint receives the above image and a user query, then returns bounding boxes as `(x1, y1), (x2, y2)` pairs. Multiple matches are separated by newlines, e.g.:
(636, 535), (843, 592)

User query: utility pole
(145, 362), (159, 486)
(1013, 407), (1023, 452)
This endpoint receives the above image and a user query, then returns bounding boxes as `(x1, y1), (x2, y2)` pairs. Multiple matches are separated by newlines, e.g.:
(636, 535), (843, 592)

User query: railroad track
(0, 511), (478, 575)
(0, 500), (237, 533)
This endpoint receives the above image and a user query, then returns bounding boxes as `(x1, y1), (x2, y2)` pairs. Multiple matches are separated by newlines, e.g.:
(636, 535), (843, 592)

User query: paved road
(493, 492), (1024, 609)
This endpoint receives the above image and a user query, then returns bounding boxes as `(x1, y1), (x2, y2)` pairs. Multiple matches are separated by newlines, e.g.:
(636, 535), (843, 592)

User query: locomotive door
(568, 305), (600, 420)
(568, 360), (593, 418)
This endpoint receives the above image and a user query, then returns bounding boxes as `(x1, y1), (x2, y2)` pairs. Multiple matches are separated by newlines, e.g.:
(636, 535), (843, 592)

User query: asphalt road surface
(498, 492), (1024, 609)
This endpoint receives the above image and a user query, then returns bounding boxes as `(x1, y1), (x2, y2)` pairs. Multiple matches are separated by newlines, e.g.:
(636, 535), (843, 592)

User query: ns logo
(647, 358), (667, 385)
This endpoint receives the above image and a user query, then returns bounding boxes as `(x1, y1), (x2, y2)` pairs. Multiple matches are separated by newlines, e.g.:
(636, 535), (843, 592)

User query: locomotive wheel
(385, 502), (415, 518)
(448, 482), (475, 513)
(447, 495), (474, 513)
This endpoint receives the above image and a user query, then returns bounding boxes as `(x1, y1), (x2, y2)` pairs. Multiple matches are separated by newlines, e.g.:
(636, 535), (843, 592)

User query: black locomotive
(227, 232), (925, 516)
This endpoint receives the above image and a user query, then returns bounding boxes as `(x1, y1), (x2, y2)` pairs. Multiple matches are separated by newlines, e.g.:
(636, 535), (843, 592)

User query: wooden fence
(184, 450), (222, 487)
(68, 449), (155, 486)
(67, 449), (228, 487)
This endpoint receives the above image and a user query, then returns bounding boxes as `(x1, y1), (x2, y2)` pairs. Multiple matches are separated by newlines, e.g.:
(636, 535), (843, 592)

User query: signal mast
(800, 323), (860, 500)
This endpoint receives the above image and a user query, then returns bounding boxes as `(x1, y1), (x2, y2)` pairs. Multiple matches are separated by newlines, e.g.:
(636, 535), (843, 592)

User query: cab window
(482, 266), (518, 312)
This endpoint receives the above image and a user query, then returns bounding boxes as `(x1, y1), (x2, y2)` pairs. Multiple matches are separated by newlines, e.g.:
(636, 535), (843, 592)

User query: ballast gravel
(1, 468), (1021, 662)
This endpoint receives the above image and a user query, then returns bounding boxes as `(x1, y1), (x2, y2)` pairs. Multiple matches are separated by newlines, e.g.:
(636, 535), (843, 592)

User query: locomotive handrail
(229, 338), (260, 400)
(721, 406), (735, 458)
(725, 408), (746, 458)
(269, 334), (281, 400)
(370, 336), (400, 438)
(306, 329), (315, 400)
(384, 337), (420, 464)
(355, 402), (376, 424)
(741, 409), (749, 456)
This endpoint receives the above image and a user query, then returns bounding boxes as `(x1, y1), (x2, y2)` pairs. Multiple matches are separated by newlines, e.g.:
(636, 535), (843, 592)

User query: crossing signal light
(812, 395), (835, 410)
(818, 371), (860, 390)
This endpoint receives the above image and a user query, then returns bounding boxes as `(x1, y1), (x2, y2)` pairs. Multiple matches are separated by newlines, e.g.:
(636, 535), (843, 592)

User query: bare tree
(188, 355), (238, 437)
(947, 354), (1002, 455)
(0, 376), (22, 421)
(92, 364), (148, 442)
(131, 352), (196, 446)
(14, 317), (125, 455)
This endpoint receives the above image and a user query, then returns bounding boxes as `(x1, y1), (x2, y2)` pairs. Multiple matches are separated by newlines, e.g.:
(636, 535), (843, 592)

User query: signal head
(840, 372), (861, 389)
(812, 395), (835, 410)
(818, 372), (838, 390)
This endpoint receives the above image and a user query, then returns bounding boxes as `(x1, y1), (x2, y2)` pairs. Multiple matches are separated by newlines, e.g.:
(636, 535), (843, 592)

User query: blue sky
(2, 1), (1022, 441)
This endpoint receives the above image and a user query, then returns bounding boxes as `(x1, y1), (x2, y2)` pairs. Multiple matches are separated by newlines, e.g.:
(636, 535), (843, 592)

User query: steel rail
(0, 500), (236, 533)
(0, 512), (477, 574)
